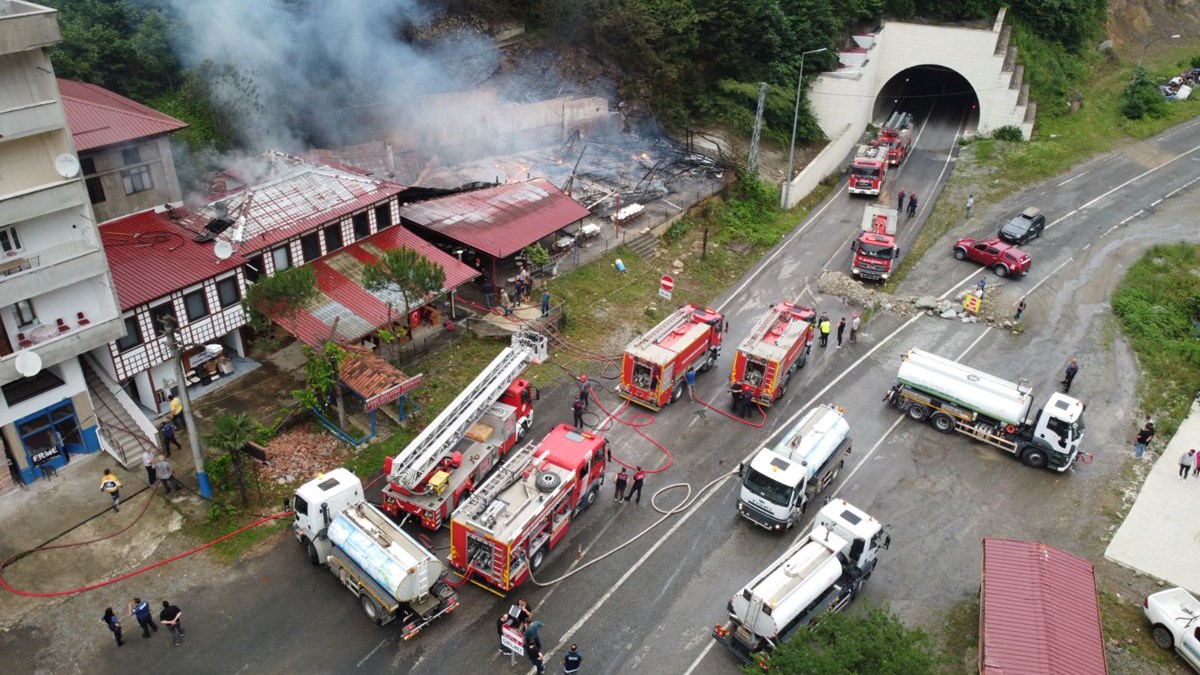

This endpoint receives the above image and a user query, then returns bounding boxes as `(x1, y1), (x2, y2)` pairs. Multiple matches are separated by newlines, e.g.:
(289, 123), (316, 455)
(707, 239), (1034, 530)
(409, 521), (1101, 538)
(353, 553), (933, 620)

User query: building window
(244, 254), (264, 283)
(323, 224), (344, 253)
(183, 289), (209, 321)
(216, 276), (240, 308)
(86, 177), (106, 204)
(300, 232), (321, 262)
(116, 315), (142, 352)
(13, 299), (37, 327)
(80, 157), (97, 175)
(271, 246), (291, 273)
(353, 212), (370, 240)
(149, 302), (175, 336)
(121, 147), (142, 165)
(121, 165), (153, 195)
(0, 225), (21, 253)
(375, 204), (392, 229)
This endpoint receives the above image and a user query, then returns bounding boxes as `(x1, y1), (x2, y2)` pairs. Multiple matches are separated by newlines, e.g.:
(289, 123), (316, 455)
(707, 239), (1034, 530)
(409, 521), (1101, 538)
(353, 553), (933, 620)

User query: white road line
(356, 637), (388, 669)
(1020, 256), (1077, 297)
(956, 328), (993, 360)
(1071, 142), (1200, 214)
(1056, 169), (1092, 187)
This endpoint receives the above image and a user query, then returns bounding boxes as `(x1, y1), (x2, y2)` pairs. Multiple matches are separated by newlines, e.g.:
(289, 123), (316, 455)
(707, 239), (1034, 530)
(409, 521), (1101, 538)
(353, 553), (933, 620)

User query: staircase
(624, 231), (659, 259)
(82, 360), (158, 469)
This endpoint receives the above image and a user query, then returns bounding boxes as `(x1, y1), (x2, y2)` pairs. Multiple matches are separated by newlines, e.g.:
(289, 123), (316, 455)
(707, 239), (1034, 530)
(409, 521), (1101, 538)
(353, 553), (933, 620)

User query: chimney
(384, 140), (396, 179)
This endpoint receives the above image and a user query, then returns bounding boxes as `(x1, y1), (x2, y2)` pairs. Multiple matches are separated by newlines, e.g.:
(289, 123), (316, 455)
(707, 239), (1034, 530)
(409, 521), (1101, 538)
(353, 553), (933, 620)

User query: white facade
(0, 0), (124, 489)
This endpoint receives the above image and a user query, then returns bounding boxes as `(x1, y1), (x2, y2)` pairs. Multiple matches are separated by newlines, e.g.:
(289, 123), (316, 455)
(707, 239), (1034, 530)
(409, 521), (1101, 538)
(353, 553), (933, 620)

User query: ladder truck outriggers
(878, 111), (914, 165)
(448, 424), (608, 592)
(729, 302), (815, 408)
(850, 204), (900, 281)
(884, 348), (1086, 471)
(380, 331), (546, 530)
(291, 469), (459, 638)
(713, 499), (890, 668)
(618, 304), (726, 410)
(736, 404), (852, 531)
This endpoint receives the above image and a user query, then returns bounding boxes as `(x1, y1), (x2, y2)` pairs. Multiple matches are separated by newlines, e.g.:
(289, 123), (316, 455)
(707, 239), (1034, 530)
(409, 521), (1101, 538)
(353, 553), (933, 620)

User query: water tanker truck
(713, 499), (890, 668)
(884, 348), (1085, 471)
(736, 404), (851, 531)
(291, 468), (458, 639)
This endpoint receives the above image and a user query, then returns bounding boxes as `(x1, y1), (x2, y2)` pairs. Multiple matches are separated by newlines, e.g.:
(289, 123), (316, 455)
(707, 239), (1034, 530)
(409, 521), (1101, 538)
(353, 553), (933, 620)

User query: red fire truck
(448, 424), (608, 592)
(850, 205), (900, 282)
(381, 331), (546, 530)
(878, 112), (913, 166)
(618, 304), (726, 410)
(729, 302), (815, 407)
(848, 143), (887, 196)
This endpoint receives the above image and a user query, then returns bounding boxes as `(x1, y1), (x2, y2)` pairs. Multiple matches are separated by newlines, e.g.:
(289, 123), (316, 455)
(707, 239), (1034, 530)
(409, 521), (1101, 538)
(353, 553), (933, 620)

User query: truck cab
(1031, 392), (1086, 469)
(293, 468), (365, 563)
(848, 145), (886, 196)
(1145, 587), (1200, 671)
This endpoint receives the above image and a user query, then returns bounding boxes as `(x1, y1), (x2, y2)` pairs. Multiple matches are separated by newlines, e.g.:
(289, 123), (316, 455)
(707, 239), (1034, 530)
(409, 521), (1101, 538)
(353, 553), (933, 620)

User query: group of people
(101, 598), (185, 647)
(612, 466), (646, 504)
(482, 267), (551, 318)
(817, 313), (858, 349)
(497, 599), (583, 674)
(898, 188), (918, 218)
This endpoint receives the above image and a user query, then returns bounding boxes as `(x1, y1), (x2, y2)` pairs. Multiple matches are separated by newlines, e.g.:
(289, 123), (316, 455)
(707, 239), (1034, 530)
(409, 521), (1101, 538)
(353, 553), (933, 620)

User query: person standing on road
(1014, 296), (1027, 321)
(525, 624), (546, 675)
(572, 397), (585, 431)
(1062, 358), (1080, 393)
(161, 420), (182, 456)
(1135, 424), (1154, 459)
(1180, 449), (1196, 480)
(497, 612), (512, 655)
(739, 386), (753, 419)
(563, 644), (583, 674)
(818, 315), (831, 348)
(907, 192), (918, 218)
(836, 317), (846, 348)
(156, 455), (183, 494)
(897, 188), (906, 212)
(685, 367), (697, 400)
(966, 194), (974, 219)
(101, 607), (124, 647)
(169, 395), (185, 430)
(100, 469), (122, 512)
(730, 382), (743, 415)
(160, 600), (184, 645)
(500, 287), (513, 316)
(614, 467), (628, 502)
(143, 448), (157, 485)
(578, 375), (593, 409)
(627, 467), (646, 505)
(128, 598), (157, 638)
(850, 315), (860, 343)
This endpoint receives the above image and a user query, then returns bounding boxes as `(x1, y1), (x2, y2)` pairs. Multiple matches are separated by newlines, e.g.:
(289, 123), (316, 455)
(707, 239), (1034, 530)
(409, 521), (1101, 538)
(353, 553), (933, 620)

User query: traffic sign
(659, 275), (674, 300)
(963, 294), (982, 314)
(501, 624), (525, 656)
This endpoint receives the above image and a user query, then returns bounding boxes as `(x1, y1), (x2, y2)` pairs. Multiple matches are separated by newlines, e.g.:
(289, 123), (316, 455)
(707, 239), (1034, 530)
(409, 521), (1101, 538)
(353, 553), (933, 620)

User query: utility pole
(163, 315), (212, 499)
(747, 82), (767, 174)
(784, 47), (828, 209)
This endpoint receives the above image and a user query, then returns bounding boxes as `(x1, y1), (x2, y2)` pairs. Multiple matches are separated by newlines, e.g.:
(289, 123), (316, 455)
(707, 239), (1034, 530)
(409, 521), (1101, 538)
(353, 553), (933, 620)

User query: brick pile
(263, 429), (351, 483)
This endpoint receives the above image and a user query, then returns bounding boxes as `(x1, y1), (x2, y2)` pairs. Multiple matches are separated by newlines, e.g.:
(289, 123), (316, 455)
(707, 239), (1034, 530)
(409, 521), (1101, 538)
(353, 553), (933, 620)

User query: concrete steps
(625, 231), (659, 259)
(82, 361), (157, 469)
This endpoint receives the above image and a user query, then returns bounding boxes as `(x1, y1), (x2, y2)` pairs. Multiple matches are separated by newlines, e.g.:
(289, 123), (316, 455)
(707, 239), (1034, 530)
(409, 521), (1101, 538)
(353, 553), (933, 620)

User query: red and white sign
(500, 624), (525, 656)
(659, 275), (674, 300)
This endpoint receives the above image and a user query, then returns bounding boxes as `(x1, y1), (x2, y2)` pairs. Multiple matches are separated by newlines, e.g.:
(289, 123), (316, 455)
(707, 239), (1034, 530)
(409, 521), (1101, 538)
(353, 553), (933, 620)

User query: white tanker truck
(884, 348), (1085, 471)
(291, 469), (458, 639)
(736, 404), (852, 531)
(713, 499), (890, 667)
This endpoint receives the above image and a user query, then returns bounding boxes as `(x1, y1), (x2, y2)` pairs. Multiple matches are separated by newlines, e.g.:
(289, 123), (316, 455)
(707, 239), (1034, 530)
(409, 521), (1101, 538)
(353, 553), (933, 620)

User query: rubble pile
(817, 271), (1024, 329)
(263, 428), (351, 484)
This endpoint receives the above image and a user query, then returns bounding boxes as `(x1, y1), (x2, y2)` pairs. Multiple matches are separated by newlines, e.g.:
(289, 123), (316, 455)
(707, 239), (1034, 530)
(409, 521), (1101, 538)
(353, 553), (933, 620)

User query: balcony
(1, 315), (123, 384)
(0, 100), (64, 143)
(0, 179), (85, 226)
(0, 239), (107, 300)
(0, 2), (60, 56)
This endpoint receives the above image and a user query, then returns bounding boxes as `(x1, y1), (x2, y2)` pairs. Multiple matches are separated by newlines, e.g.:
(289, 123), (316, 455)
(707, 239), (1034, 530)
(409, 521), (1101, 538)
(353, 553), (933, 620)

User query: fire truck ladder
(458, 439), (546, 525)
(632, 306), (692, 351)
(389, 331), (548, 491)
(746, 306), (787, 346)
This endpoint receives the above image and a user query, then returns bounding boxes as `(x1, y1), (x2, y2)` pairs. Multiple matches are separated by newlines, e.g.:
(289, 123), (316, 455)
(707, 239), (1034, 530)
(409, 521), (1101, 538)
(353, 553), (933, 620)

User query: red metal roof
(338, 345), (423, 410)
(980, 538), (1108, 675)
(401, 178), (589, 258)
(58, 79), (188, 152)
(279, 225), (478, 346)
(100, 210), (243, 311)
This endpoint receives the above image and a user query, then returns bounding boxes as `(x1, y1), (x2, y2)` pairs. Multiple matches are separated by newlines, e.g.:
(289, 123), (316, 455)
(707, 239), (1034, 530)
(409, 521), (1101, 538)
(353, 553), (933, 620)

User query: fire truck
(618, 304), (726, 410)
(380, 331), (546, 530)
(847, 143), (887, 196)
(729, 302), (815, 407)
(878, 111), (913, 165)
(850, 205), (900, 282)
(448, 424), (608, 592)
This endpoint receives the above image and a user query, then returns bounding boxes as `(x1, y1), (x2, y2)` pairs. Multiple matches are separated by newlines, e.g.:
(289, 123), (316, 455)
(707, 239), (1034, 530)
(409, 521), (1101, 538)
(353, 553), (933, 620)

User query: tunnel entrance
(873, 65), (980, 135)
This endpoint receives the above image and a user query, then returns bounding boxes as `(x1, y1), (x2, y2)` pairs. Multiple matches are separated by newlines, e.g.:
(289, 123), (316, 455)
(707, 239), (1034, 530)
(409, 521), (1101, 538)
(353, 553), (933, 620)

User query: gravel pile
(817, 271), (1024, 329)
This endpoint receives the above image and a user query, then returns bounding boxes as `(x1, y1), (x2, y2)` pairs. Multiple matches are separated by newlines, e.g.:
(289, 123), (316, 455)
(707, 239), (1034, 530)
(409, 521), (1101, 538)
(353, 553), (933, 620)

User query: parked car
(997, 207), (1046, 245)
(1144, 587), (1200, 673)
(952, 237), (1031, 277)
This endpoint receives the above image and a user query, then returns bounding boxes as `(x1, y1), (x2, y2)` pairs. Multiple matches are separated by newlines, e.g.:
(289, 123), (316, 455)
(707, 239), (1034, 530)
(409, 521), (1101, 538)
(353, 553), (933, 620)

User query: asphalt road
(68, 97), (1200, 673)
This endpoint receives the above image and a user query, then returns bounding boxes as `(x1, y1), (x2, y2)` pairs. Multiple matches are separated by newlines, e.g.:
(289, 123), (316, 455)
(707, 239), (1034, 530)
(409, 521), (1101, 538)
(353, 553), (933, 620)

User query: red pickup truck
(952, 237), (1031, 277)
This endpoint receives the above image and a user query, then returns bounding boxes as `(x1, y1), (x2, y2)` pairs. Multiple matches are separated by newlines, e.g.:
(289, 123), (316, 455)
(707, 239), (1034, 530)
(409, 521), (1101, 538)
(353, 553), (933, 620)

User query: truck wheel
(530, 546), (548, 572)
(994, 264), (1009, 278)
(953, 248), (967, 261)
(699, 353), (716, 373)
(906, 404), (929, 422)
(930, 413), (955, 434)
(797, 347), (808, 368)
(1151, 624), (1175, 650)
(583, 485), (599, 510)
(535, 470), (561, 493)
(306, 540), (320, 566)
(777, 373), (791, 400)
(1020, 447), (1049, 469)
(517, 418), (531, 441)
(830, 460), (843, 482)
(360, 594), (382, 625)
(671, 381), (685, 403)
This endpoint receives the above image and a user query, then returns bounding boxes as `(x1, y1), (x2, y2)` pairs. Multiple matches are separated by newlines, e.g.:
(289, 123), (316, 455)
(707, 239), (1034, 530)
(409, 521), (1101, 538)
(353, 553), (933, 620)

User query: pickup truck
(952, 237), (1031, 277)
(1144, 587), (1200, 672)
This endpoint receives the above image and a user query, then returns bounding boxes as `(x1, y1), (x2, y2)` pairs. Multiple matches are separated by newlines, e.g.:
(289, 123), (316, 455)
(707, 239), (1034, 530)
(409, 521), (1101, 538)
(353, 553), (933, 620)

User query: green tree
(362, 247), (447, 324)
(241, 265), (319, 339)
(751, 606), (939, 675)
(294, 342), (347, 429)
(200, 412), (255, 507)
(1121, 66), (1167, 120)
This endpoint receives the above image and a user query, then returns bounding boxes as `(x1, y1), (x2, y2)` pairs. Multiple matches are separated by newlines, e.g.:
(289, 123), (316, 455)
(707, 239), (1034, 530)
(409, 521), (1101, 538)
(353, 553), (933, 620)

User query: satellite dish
(14, 350), (42, 377)
(213, 240), (234, 260)
(55, 154), (81, 179)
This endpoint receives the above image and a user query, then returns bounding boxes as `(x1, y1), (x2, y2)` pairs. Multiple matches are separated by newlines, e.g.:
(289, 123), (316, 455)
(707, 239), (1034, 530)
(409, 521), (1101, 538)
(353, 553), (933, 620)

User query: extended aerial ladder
(387, 331), (548, 491)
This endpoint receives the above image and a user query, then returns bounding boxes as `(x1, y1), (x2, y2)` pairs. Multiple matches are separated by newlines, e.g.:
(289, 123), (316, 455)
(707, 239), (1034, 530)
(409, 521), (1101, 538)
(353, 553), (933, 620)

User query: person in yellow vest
(818, 315), (832, 348)
(169, 396), (184, 430)
(100, 469), (122, 512)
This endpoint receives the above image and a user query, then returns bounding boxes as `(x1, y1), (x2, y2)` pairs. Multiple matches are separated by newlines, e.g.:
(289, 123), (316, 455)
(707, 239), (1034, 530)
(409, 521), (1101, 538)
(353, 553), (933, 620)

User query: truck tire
(530, 545), (549, 573)
(699, 352), (716, 373)
(517, 418), (531, 441)
(994, 264), (1009, 277)
(906, 404), (929, 422)
(535, 471), (561, 493)
(1020, 447), (1049, 469)
(582, 485), (599, 510)
(1151, 624), (1174, 650)
(671, 381), (685, 404)
(797, 346), (809, 368)
(306, 540), (320, 566)
(777, 373), (791, 400)
(953, 248), (968, 261)
(930, 413), (955, 434)
(360, 593), (383, 625)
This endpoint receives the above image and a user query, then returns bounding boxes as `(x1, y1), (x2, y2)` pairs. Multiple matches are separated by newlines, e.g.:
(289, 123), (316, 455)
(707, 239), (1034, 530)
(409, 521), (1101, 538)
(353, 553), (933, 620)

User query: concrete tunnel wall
(783, 12), (1033, 208)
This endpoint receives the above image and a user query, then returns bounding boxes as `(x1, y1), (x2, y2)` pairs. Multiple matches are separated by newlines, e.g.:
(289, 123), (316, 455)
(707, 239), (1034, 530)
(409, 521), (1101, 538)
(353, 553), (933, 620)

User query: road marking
(357, 637), (388, 669)
(1056, 169), (1092, 187)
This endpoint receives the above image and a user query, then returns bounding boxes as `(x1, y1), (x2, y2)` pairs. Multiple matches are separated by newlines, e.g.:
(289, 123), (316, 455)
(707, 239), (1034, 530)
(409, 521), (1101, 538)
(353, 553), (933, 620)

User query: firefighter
(818, 315), (832, 348)
(730, 382), (743, 414)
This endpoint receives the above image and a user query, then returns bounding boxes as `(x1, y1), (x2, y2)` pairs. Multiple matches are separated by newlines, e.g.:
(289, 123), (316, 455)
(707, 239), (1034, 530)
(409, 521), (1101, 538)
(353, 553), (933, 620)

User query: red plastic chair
(56, 318), (69, 333)
(76, 311), (90, 326)
(17, 332), (31, 348)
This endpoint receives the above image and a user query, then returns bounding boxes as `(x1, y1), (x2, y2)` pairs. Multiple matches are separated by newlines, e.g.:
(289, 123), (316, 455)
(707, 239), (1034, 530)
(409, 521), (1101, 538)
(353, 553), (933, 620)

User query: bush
(1121, 66), (1167, 120)
(991, 125), (1025, 142)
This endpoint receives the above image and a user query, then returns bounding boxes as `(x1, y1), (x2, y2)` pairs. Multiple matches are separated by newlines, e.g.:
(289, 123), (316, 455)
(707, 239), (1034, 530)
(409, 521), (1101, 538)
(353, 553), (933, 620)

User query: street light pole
(784, 47), (828, 210)
(1139, 33), (1181, 66)
(163, 315), (212, 499)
